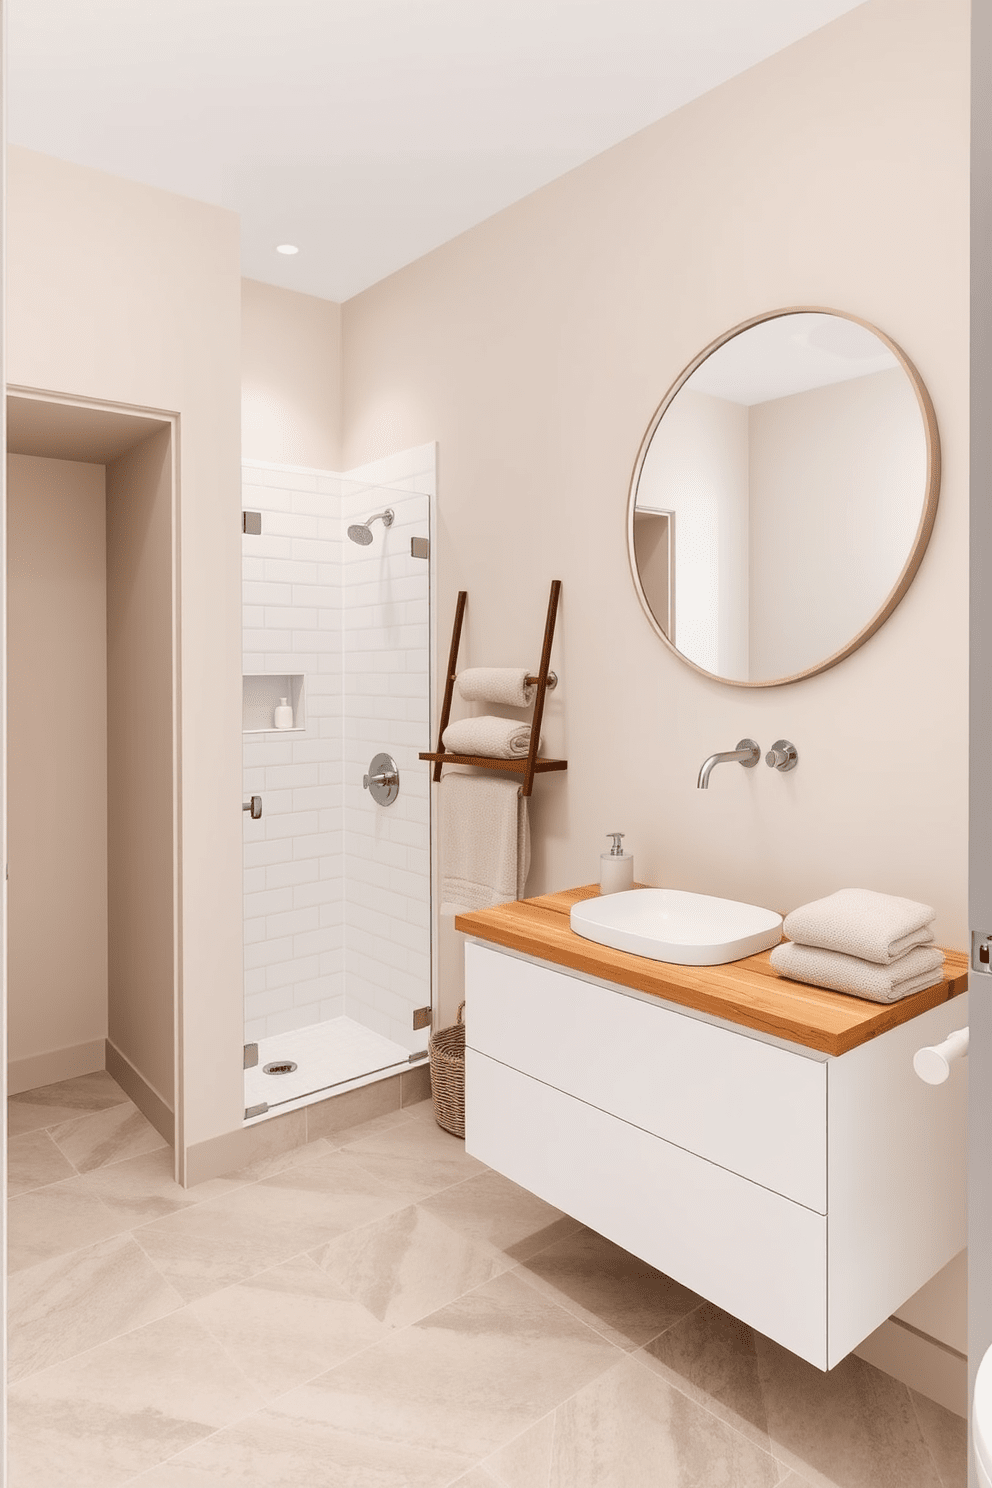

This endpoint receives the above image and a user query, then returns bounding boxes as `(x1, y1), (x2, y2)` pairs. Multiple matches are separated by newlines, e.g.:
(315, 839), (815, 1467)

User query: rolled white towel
(443, 716), (535, 759)
(783, 888), (936, 965)
(457, 668), (535, 708)
(770, 940), (945, 1003)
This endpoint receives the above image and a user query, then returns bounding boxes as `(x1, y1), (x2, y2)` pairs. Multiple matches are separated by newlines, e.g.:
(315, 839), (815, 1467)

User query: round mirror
(627, 309), (940, 686)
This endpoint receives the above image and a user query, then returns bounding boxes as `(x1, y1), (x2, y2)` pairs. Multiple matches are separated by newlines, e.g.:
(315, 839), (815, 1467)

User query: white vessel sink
(570, 887), (783, 966)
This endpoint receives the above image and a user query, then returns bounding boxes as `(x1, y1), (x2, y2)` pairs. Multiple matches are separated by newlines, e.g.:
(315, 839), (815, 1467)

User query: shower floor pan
(245, 1015), (424, 1113)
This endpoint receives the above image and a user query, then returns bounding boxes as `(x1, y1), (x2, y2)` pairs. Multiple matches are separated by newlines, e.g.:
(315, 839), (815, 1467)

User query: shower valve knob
(765, 740), (798, 772)
(363, 753), (400, 806)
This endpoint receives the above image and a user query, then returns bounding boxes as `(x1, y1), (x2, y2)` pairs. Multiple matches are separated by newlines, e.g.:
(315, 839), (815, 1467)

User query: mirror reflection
(628, 311), (938, 686)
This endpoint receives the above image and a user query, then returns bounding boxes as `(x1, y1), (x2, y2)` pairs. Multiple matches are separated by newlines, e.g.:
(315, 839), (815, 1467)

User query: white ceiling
(9, 0), (866, 303)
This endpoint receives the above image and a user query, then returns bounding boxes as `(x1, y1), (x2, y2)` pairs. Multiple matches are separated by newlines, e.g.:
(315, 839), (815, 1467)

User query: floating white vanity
(457, 887), (968, 1370)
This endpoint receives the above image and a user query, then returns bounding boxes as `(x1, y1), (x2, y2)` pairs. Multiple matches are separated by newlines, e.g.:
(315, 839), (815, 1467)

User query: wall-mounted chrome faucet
(697, 739), (760, 789)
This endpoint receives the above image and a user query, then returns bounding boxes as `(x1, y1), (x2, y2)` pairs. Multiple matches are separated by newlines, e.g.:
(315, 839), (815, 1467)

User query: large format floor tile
(133, 1149), (412, 1301)
(8, 1232), (184, 1382)
(8, 1182), (130, 1273)
(7, 1311), (266, 1488)
(641, 1300), (948, 1488)
(910, 1389), (968, 1488)
(156, 1269), (621, 1488)
(6, 1073), (967, 1488)
(339, 1112), (488, 1198)
(8, 1071), (129, 1137)
(517, 1226), (703, 1350)
(283, 1269), (621, 1461)
(129, 1410), (471, 1488)
(49, 1100), (167, 1174)
(71, 1147), (245, 1227)
(189, 1253), (389, 1396)
(420, 1169), (582, 1262)
(485, 1354), (783, 1488)
(313, 1201), (510, 1328)
(7, 1129), (77, 1196)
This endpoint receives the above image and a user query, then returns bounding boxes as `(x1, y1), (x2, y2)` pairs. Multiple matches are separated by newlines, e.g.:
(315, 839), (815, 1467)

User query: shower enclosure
(241, 445), (435, 1120)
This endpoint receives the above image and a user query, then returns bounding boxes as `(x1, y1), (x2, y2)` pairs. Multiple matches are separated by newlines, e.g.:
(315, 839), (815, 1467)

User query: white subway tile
(244, 935), (296, 970)
(266, 954), (320, 989)
(267, 907), (320, 939)
(246, 986), (294, 1021)
(266, 1005), (321, 1037)
(266, 858), (321, 891)
(245, 887), (294, 919)
(244, 838), (295, 869)
(294, 927), (344, 957)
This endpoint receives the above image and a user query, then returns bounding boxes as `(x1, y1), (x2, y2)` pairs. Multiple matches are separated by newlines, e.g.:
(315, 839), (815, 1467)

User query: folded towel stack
(770, 888), (945, 1003)
(442, 716), (537, 759)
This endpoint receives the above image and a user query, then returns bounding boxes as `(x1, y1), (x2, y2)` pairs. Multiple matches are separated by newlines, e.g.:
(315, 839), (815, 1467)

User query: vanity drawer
(465, 940), (826, 1212)
(466, 1048), (828, 1367)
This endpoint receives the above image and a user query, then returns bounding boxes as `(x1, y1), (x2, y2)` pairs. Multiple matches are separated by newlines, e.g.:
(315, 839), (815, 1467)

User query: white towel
(457, 668), (535, 707)
(443, 716), (534, 759)
(783, 888), (936, 965)
(770, 940), (945, 1003)
(440, 772), (531, 909)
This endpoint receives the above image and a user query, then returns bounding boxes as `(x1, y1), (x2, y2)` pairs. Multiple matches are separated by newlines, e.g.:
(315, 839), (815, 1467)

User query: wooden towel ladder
(419, 579), (566, 797)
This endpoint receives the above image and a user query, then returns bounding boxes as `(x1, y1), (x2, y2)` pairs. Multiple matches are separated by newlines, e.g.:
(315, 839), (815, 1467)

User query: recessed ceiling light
(276, 243), (299, 256)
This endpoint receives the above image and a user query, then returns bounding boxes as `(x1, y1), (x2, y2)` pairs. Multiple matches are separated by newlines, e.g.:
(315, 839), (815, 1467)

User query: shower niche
(241, 449), (435, 1120)
(242, 673), (306, 734)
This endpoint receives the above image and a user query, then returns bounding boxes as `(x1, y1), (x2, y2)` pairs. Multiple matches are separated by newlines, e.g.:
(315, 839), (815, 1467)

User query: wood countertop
(455, 885), (969, 1057)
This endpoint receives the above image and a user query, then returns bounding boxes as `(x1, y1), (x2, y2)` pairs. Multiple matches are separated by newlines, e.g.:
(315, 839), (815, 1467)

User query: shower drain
(263, 1060), (298, 1076)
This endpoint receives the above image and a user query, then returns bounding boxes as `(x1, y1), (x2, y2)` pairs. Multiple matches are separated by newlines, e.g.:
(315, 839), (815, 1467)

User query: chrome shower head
(347, 508), (394, 545)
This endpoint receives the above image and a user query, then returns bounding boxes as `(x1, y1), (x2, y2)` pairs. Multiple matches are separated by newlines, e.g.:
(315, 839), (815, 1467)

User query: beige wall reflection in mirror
(627, 309), (940, 687)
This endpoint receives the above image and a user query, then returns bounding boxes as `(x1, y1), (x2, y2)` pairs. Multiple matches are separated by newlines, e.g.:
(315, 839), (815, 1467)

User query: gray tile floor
(6, 1072), (967, 1487)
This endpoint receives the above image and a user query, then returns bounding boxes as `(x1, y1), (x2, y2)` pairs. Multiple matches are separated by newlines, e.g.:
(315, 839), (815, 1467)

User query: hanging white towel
(457, 668), (535, 707)
(782, 888), (936, 965)
(443, 716), (534, 759)
(770, 940), (945, 1003)
(440, 772), (531, 910)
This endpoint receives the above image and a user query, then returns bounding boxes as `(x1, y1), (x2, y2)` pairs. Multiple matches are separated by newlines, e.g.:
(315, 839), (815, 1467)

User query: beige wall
(8, 148), (245, 1162)
(106, 428), (175, 1112)
(242, 278), (342, 469)
(7, 454), (109, 1077)
(337, 0), (968, 1379)
(341, 0), (968, 944)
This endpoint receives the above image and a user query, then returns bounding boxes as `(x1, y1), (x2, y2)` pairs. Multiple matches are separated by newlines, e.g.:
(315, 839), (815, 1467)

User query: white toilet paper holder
(913, 1027), (968, 1084)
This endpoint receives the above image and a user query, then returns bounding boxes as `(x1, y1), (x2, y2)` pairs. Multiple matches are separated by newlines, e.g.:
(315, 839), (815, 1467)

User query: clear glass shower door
(241, 448), (433, 1119)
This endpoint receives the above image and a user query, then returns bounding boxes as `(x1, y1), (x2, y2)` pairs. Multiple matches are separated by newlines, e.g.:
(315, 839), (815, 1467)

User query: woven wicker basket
(429, 1001), (466, 1138)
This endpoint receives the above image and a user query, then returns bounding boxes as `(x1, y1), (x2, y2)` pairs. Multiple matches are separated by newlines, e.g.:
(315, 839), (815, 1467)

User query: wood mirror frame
(626, 307), (941, 688)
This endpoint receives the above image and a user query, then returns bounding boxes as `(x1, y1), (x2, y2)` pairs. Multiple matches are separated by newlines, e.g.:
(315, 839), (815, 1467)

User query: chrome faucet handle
(766, 739), (798, 772)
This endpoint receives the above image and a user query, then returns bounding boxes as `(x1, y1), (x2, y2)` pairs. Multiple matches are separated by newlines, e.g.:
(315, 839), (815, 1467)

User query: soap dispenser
(273, 696), (294, 730)
(600, 833), (634, 895)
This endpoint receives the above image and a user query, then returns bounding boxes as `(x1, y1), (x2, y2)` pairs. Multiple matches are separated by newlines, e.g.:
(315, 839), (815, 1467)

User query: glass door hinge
(245, 1102), (268, 1120)
(408, 1050), (429, 1063)
(412, 1006), (432, 1030)
(244, 1042), (259, 1069)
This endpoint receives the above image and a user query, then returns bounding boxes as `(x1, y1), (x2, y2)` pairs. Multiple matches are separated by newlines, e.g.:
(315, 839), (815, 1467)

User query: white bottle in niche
(600, 832), (634, 895)
(273, 697), (294, 730)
